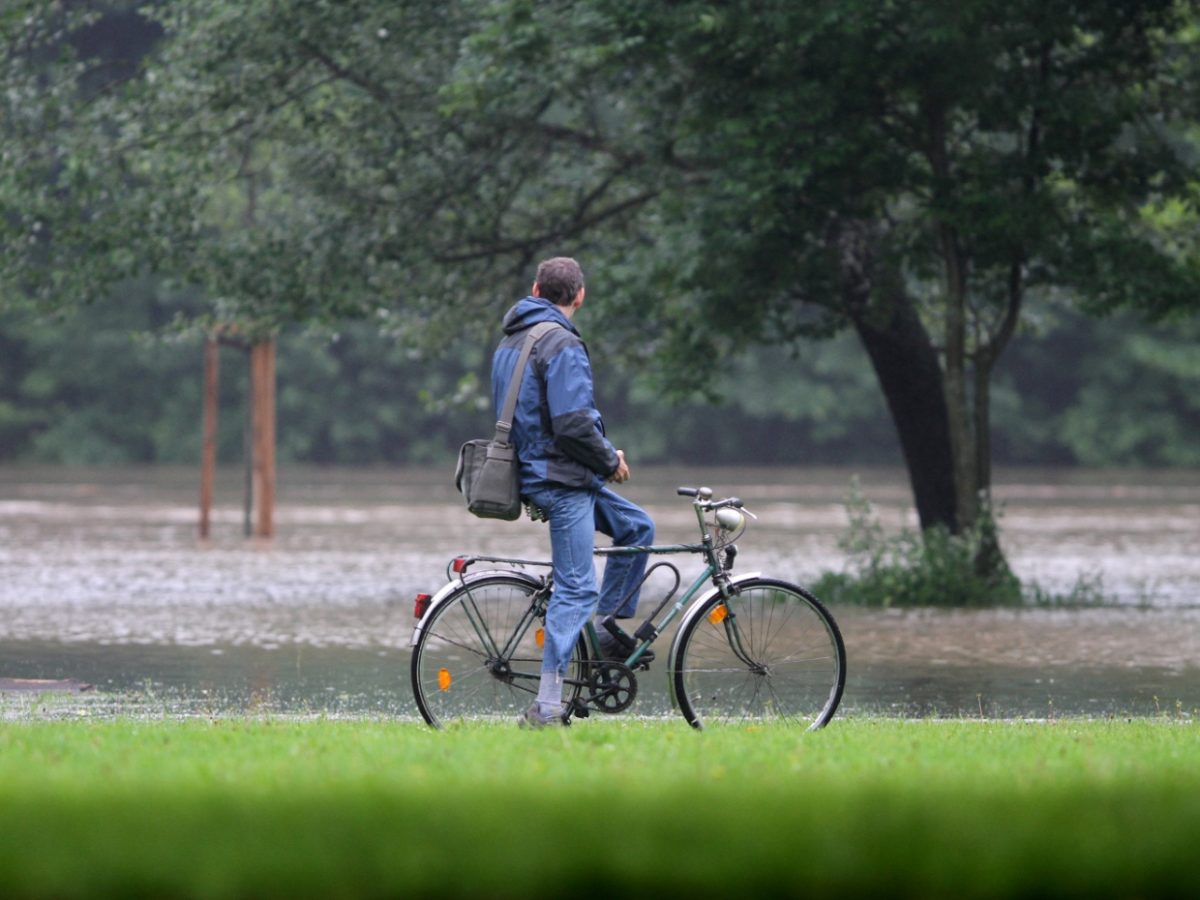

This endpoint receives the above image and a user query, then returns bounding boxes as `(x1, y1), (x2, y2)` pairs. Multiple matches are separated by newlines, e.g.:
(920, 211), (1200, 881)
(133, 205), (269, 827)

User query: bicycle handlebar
(676, 486), (743, 509)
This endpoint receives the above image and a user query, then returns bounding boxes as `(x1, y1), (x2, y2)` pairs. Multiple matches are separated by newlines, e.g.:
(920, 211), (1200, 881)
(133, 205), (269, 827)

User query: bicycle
(409, 486), (847, 730)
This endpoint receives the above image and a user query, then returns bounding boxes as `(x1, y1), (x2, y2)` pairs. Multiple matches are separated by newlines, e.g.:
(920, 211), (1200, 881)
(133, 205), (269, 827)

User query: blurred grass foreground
(0, 718), (1197, 898)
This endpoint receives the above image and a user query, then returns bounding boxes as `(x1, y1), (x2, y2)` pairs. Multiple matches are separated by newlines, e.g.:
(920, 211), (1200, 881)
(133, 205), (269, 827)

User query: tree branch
(433, 189), (659, 264)
(499, 117), (703, 173)
(297, 40), (393, 106)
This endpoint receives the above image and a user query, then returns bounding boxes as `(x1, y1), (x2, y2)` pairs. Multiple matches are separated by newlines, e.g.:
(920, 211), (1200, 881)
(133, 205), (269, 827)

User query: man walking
(491, 257), (655, 727)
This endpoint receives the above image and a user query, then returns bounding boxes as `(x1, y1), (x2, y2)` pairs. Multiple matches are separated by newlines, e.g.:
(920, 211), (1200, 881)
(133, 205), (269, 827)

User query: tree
(7, 1), (1198, 569)
(442, 0), (1200, 571)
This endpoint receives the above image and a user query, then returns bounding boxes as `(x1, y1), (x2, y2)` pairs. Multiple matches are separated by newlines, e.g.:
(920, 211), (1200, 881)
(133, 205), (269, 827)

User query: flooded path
(2, 465), (1198, 719)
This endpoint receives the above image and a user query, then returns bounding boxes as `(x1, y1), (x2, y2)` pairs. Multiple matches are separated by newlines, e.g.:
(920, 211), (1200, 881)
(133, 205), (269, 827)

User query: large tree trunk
(835, 219), (959, 532)
(939, 226), (979, 532)
(926, 101), (979, 533)
(850, 296), (959, 533)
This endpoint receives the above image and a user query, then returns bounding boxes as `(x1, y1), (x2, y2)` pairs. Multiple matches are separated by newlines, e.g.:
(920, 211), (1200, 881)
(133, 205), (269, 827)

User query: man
(491, 256), (655, 728)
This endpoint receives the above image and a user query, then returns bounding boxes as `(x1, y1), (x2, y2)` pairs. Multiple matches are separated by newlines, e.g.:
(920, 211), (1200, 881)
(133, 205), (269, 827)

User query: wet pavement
(2, 465), (1198, 720)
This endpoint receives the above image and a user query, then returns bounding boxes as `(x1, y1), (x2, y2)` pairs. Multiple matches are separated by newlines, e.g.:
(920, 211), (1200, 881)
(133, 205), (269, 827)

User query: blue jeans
(524, 486), (655, 677)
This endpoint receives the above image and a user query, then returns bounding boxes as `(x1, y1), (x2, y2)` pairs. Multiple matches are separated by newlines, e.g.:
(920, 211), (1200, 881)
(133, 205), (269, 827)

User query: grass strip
(0, 717), (1197, 898)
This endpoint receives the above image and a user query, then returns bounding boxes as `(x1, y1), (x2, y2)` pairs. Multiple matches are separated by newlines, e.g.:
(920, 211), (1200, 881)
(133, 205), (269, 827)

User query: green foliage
(9, 0), (1200, 334)
(814, 480), (1109, 607)
(2, 292), (1197, 466)
(990, 304), (1200, 465)
(0, 2), (106, 312)
(3, 0), (1198, 495)
(1059, 318), (1200, 466)
(0, 295), (491, 465)
(815, 483), (1023, 607)
(0, 719), (1198, 898)
(605, 332), (900, 465)
(0, 296), (895, 465)
(0, 285), (208, 463)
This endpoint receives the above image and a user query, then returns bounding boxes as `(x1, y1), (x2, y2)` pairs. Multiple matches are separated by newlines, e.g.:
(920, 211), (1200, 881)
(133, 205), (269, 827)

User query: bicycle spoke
(412, 575), (586, 727)
(672, 579), (845, 730)
(459, 591), (502, 660)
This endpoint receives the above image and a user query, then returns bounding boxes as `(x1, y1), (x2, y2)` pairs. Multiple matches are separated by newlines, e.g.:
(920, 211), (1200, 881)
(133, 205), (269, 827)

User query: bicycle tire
(411, 573), (587, 728)
(670, 577), (846, 730)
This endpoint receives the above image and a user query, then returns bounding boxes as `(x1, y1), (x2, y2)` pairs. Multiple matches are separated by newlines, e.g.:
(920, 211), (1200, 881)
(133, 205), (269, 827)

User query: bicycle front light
(714, 508), (744, 532)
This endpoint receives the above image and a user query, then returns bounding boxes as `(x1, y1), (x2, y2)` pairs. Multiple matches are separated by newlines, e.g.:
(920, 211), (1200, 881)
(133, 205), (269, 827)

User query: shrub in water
(813, 482), (1023, 607)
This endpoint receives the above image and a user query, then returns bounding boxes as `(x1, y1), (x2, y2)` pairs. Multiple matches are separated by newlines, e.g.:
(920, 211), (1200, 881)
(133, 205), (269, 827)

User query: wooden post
(243, 346), (254, 538)
(250, 339), (276, 539)
(199, 339), (219, 539)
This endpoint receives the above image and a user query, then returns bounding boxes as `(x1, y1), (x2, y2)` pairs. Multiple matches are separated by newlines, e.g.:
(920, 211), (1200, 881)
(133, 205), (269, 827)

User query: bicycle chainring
(585, 660), (638, 713)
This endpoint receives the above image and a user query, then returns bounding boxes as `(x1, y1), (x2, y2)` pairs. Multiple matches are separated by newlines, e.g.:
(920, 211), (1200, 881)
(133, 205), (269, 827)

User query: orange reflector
(708, 603), (729, 625)
(437, 668), (452, 691)
(535, 627), (545, 649)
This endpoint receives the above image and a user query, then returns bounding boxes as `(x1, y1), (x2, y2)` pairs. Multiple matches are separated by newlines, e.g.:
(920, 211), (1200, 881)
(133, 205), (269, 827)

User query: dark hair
(534, 257), (585, 306)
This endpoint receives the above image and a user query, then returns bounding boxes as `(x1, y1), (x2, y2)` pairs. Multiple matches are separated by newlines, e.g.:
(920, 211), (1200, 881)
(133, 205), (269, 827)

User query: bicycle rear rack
(445, 554), (552, 580)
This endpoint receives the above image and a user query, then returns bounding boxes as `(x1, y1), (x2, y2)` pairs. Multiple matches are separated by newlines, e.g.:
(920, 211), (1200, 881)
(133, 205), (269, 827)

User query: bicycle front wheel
(411, 574), (586, 728)
(671, 578), (846, 730)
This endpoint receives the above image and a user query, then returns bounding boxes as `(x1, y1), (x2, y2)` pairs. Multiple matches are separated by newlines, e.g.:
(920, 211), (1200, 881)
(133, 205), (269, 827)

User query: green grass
(1, 717), (1198, 898)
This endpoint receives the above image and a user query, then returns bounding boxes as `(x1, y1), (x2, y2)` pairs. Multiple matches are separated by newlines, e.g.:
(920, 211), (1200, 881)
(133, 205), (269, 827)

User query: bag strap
(494, 321), (558, 442)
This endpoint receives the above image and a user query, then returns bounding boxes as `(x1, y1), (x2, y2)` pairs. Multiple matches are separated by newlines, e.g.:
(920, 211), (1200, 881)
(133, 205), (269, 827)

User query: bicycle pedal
(567, 698), (591, 719)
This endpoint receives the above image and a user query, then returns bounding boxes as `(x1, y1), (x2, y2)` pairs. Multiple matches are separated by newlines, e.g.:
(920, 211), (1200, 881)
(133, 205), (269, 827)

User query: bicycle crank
(584, 660), (638, 713)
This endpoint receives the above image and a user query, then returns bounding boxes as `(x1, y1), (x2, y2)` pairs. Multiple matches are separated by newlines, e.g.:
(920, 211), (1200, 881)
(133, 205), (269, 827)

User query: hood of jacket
(501, 296), (580, 337)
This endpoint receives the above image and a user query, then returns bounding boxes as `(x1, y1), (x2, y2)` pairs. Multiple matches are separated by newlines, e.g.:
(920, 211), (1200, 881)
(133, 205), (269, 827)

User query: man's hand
(609, 449), (630, 484)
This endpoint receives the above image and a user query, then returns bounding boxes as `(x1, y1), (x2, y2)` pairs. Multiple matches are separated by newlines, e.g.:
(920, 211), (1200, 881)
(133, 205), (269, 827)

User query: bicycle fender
(665, 572), (762, 711)
(409, 569), (544, 648)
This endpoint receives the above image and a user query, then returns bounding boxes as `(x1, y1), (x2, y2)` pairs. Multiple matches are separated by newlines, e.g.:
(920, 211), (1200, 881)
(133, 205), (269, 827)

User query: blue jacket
(491, 296), (620, 493)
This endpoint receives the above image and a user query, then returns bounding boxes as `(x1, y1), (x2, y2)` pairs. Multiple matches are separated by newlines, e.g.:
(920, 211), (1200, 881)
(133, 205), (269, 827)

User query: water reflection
(2, 466), (1198, 720)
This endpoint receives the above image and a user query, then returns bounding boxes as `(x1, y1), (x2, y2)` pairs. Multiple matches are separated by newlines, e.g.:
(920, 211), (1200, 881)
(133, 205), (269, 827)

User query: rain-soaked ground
(1, 465), (1197, 721)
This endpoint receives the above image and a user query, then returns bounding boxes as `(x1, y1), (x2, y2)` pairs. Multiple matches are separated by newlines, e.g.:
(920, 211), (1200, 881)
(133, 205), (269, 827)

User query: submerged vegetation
(813, 482), (1109, 607)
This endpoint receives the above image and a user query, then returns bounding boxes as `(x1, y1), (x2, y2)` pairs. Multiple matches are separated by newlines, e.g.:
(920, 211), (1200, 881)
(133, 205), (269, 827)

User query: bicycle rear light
(451, 557), (470, 574)
(413, 593), (432, 619)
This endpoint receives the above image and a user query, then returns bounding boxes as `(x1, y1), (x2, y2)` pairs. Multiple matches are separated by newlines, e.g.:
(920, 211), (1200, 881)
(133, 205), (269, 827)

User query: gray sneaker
(517, 703), (570, 729)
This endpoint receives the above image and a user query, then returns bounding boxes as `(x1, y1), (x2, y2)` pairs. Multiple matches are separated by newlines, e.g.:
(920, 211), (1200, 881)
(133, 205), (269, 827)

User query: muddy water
(1, 465), (1197, 720)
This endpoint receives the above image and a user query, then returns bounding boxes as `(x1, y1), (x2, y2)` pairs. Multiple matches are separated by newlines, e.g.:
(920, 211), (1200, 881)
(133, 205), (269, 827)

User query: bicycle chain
(583, 659), (638, 713)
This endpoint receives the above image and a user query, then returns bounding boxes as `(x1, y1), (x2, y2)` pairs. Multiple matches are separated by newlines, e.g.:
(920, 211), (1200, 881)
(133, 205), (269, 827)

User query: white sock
(536, 672), (562, 713)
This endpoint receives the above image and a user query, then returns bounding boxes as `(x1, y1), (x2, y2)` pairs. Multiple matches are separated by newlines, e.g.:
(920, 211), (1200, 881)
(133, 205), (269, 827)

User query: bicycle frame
(587, 544), (720, 667)
(411, 487), (846, 729)
(415, 492), (746, 680)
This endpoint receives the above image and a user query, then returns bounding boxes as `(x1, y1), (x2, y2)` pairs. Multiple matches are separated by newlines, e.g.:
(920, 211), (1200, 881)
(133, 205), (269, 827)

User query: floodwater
(1, 465), (1198, 721)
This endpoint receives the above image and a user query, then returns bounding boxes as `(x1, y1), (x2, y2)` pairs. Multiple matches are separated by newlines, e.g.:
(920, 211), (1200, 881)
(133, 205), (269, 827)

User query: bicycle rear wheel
(671, 578), (846, 730)
(411, 574), (586, 728)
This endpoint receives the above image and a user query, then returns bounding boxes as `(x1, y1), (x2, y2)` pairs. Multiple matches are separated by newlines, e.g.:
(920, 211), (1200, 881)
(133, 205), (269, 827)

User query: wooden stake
(199, 339), (219, 539)
(243, 346), (253, 537)
(250, 339), (276, 539)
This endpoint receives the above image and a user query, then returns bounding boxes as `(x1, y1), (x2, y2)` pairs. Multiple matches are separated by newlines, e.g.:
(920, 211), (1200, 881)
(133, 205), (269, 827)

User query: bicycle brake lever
(717, 497), (758, 520)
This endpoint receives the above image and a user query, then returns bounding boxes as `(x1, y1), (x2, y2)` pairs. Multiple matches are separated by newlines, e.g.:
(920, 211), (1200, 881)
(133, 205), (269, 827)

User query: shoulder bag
(455, 321), (557, 520)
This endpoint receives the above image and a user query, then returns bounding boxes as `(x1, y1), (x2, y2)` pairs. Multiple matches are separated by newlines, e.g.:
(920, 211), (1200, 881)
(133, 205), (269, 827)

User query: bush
(812, 482), (1102, 607)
